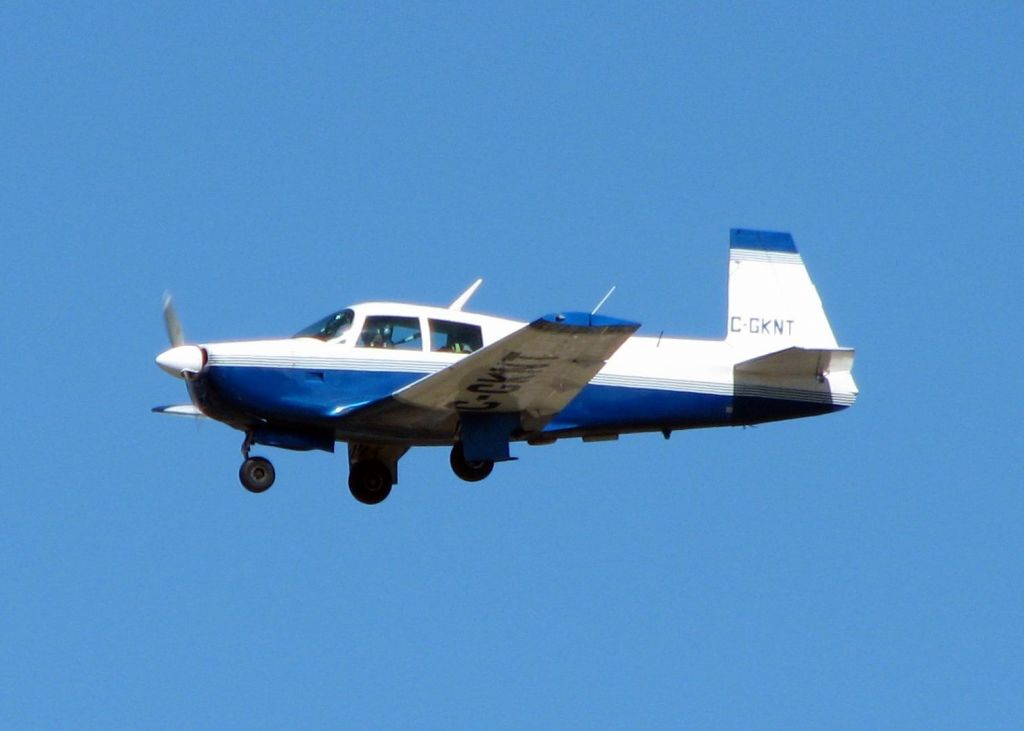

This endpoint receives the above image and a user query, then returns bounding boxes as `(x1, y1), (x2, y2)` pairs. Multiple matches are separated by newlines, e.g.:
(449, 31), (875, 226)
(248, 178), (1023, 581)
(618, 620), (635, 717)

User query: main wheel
(239, 456), (275, 493)
(450, 443), (494, 482)
(348, 460), (393, 504)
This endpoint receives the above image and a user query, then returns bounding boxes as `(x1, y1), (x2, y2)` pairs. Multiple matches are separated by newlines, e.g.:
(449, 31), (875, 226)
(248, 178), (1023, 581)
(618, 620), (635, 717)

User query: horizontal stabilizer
(735, 347), (855, 378)
(152, 404), (205, 418)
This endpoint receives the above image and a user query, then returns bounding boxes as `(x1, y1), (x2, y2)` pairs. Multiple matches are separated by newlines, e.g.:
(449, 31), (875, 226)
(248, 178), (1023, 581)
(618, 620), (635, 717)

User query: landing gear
(450, 442), (494, 482)
(232, 435), (405, 503)
(346, 443), (406, 505)
(348, 460), (393, 504)
(240, 456), (275, 493)
(238, 432), (275, 493)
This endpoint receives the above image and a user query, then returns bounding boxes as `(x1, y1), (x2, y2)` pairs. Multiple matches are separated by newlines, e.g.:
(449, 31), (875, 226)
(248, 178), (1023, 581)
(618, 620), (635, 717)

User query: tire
(239, 456), (275, 493)
(348, 460), (393, 505)
(449, 443), (494, 483)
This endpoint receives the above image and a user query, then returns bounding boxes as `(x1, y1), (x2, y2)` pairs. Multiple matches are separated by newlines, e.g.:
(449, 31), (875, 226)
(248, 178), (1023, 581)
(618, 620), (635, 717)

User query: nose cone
(156, 345), (206, 378)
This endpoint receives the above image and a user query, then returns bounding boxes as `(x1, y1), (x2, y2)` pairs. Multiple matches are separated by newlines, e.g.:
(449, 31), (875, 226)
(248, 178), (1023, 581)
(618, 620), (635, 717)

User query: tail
(725, 228), (858, 421)
(726, 228), (838, 348)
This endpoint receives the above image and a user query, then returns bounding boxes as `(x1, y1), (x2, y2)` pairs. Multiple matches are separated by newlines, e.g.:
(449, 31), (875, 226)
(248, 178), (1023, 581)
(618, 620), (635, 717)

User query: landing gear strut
(239, 432), (275, 493)
(348, 460), (393, 504)
(449, 442), (494, 482)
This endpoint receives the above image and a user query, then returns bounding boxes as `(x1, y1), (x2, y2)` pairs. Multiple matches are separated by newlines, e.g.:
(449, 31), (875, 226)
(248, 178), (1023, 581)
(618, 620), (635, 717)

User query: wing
(151, 404), (206, 417)
(337, 312), (639, 456)
(396, 312), (639, 421)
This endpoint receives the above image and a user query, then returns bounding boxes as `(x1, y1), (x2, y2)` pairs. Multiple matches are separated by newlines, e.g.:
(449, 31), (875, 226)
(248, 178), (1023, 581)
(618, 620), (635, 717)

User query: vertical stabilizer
(726, 229), (838, 348)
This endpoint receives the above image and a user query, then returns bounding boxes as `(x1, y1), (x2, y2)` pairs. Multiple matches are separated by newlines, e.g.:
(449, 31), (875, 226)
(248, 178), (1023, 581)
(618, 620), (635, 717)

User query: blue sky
(2, 2), (1022, 727)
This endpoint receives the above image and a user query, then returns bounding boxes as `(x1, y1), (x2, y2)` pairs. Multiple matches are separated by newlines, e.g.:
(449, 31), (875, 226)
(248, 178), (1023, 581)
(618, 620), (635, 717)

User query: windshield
(293, 309), (355, 341)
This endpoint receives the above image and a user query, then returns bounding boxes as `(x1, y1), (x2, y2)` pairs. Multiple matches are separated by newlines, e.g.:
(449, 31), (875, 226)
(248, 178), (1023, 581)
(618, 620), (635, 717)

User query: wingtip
(535, 312), (641, 331)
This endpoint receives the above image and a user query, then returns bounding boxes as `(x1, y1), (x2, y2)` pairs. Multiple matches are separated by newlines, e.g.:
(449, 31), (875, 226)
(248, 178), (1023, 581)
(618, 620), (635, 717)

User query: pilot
(451, 330), (475, 353)
(367, 324), (392, 348)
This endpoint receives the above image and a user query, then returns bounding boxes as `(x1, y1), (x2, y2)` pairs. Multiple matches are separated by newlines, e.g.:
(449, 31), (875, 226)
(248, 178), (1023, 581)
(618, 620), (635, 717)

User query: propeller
(156, 293), (206, 378)
(163, 292), (184, 347)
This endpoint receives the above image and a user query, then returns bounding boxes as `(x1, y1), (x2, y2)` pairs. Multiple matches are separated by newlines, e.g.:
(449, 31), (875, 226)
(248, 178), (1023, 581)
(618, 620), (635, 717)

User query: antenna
(449, 278), (483, 311)
(591, 286), (616, 315)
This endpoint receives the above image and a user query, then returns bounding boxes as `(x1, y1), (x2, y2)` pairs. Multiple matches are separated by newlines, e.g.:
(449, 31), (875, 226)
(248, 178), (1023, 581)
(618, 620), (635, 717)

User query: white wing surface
(394, 312), (639, 425)
(338, 312), (639, 441)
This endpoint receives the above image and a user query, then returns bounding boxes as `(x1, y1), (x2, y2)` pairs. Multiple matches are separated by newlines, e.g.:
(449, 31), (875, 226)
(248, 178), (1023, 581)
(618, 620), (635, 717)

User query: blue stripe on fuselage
(194, 365), (847, 439)
(198, 365), (428, 422)
(544, 384), (732, 434)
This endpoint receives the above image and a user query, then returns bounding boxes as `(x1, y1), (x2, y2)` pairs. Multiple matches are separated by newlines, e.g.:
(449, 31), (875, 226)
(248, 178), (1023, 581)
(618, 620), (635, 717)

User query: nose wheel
(238, 432), (275, 493)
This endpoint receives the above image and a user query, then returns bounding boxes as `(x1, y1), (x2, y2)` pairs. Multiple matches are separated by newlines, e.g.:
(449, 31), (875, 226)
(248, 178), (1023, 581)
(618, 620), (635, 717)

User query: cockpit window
(293, 309), (355, 341)
(358, 316), (423, 350)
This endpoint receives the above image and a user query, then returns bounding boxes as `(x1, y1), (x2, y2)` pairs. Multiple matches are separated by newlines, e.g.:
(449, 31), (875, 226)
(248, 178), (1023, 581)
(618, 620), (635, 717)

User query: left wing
(395, 312), (639, 423)
(337, 312), (639, 452)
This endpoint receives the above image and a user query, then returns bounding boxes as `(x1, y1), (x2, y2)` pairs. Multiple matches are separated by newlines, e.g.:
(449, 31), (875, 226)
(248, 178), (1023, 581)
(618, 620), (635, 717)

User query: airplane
(154, 228), (857, 505)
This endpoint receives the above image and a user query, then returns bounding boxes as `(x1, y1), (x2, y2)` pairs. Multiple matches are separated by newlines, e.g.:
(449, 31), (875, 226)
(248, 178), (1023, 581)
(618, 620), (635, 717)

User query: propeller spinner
(157, 294), (206, 378)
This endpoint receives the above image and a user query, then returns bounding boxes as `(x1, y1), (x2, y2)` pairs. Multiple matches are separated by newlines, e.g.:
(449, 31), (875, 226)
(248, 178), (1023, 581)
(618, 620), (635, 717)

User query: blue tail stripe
(729, 228), (797, 253)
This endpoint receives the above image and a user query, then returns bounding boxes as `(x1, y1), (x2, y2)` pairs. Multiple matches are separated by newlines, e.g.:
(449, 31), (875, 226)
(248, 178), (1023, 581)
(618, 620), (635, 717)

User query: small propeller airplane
(154, 229), (857, 504)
